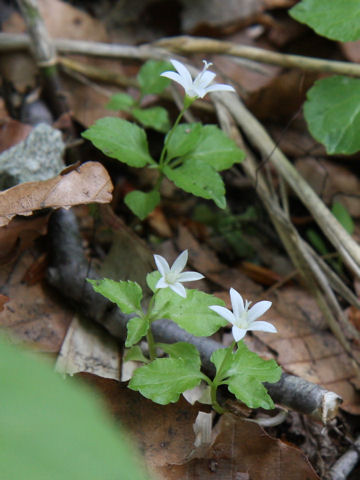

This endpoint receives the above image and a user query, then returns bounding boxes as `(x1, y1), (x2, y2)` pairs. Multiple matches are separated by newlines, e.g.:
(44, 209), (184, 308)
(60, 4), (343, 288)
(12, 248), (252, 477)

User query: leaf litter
(1, 0), (360, 478)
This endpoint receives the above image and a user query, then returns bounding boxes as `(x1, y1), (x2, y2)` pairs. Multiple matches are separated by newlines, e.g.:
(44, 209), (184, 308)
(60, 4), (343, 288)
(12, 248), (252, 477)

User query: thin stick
(16, 0), (69, 117)
(3, 32), (360, 78)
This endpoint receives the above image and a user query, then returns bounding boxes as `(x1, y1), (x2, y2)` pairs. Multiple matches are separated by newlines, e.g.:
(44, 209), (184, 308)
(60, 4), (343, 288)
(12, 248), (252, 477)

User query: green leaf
(132, 107), (170, 133)
(332, 201), (354, 234)
(128, 357), (203, 404)
(153, 288), (227, 336)
(106, 93), (136, 111)
(82, 117), (154, 167)
(126, 316), (149, 347)
(137, 60), (173, 95)
(146, 271), (161, 293)
(124, 346), (149, 363)
(165, 123), (203, 162)
(157, 342), (201, 368)
(0, 336), (148, 480)
(290, 0), (360, 42)
(164, 160), (226, 209)
(211, 342), (281, 409)
(304, 76), (360, 155)
(182, 125), (244, 171)
(124, 189), (161, 220)
(306, 229), (329, 256)
(88, 278), (143, 314)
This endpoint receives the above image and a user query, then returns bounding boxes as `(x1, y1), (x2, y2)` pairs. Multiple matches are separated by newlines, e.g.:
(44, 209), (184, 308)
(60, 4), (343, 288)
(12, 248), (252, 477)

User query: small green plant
(290, 0), (360, 155)
(89, 250), (281, 413)
(82, 59), (245, 220)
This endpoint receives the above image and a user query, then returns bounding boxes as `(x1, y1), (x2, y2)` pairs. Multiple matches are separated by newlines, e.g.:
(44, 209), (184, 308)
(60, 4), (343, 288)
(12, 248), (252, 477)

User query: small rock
(0, 123), (65, 190)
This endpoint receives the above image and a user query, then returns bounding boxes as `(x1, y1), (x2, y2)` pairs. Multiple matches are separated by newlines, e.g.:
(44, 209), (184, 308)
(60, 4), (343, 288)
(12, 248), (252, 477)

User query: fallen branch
(46, 208), (342, 423)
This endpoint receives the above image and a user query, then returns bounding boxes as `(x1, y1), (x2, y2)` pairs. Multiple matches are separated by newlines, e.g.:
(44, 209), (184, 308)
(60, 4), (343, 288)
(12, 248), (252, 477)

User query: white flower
(161, 59), (235, 99)
(209, 288), (277, 341)
(154, 249), (204, 298)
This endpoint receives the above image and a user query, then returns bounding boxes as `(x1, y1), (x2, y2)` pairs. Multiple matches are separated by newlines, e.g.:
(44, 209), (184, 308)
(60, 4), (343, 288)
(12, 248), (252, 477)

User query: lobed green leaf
(182, 125), (244, 171)
(304, 76), (360, 155)
(124, 345), (150, 363)
(137, 60), (173, 95)
(124, 189), (161, 220)
(88, 278), (143, 315)
(132, 107), (170, 133)
(82, 117), (154, 167)
(165, 123), (203, 161)
(126, 316), (149, 347)
(164, 160), (226, 209)
(157, 342), (201, 368)
(106, 93), (136, 111)
(211, 342), (281, 409)
(128, 357), (203, 404)
(290, 0), (360, 42)
(152, 288), (227, 336)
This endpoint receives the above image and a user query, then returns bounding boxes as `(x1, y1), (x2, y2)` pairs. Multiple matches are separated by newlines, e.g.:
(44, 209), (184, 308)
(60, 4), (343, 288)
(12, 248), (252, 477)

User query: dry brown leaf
(295, 157), (360, 217)
(0, 118), (33, 154)
(78, 374), (202, 472)
(0, 252), (71, 352)
(0, 214), (49, 265)
(55, 316), (121, 380)
(158, 413), (319, 480)
(0, 161), (113, 226)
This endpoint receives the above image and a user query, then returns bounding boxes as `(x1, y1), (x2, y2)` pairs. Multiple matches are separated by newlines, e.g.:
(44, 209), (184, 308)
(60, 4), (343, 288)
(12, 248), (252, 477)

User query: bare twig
(3, 32), (360, 78)
(16, 0), (69, 117)
(329, 434), (360, 480)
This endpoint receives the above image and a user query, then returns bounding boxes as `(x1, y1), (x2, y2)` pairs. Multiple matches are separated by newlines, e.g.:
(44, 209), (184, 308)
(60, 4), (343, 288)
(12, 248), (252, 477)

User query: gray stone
(0, 123), (65, 190)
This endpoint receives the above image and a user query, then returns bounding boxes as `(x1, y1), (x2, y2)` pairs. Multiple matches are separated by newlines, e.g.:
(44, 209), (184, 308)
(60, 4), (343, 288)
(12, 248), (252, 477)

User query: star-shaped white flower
(161, 59), (235, 99)
(209, 288), (277, 341)
(154, 249), (204, 298)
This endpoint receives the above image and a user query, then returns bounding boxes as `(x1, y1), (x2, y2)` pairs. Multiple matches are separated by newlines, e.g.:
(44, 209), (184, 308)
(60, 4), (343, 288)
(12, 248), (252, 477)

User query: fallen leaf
(295, 157), (360, 217)
(0, 161), (113, 226)
(0, 118), (33, 153)
(55, 316), (121, 380)
(0, 252), (71, 352)
(157, 413), (319, 480)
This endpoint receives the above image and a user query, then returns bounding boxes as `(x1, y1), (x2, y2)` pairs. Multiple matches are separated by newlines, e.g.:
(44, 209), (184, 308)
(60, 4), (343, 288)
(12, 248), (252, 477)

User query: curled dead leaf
(0, 161), (113, 226)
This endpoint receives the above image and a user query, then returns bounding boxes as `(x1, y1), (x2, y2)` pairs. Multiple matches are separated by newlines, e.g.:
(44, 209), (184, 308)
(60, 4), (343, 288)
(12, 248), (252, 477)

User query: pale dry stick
(16, 0), (69, 117)
(0, 32), (166, 61)
(2, 32), (360, 79)
(215, 92), (360, 279)
(329, 434), (360, 480)
(213, 100), (360, 369)
(156, 35), (360, 77)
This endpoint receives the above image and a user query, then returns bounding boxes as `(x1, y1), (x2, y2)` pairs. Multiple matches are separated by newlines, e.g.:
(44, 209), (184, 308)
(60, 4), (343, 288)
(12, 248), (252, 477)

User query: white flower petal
(232, 325), (247, 341)
(170, 282), (187, 298)
(209, 305), (236, 325)
(204, 84), (236, 94)
(156, 277), (169, 289)
(154, 254), (170, 276)
(170, 59), (193, 88)
(230, 288), (244, 318)
(177, 271), (204, 282)
(248, 320), (277, 334)
(160, 71), (185, 86)
(247, 300), (272, 323)
(171, 250), (188, 274)
(194, 70), (216, 89)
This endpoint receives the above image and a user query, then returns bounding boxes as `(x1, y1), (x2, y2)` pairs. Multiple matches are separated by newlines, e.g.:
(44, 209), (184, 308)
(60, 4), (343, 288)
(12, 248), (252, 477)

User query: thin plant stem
(158, 106), (187, 169)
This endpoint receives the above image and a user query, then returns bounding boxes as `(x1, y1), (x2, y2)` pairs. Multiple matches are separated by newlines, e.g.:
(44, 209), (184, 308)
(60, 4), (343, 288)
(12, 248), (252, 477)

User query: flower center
(165, 272), (178, 284)
(235, 300), (252, 329)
